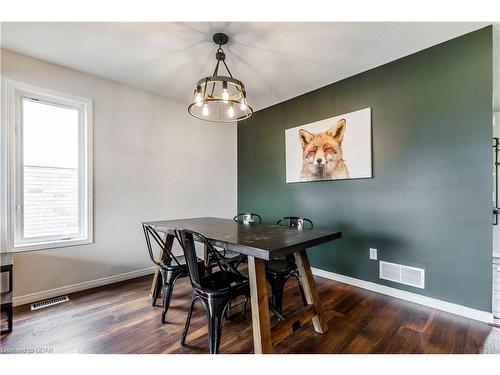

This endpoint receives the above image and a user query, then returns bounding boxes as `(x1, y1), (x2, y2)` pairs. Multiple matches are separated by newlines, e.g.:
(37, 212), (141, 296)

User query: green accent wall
(237, 27), (493, 312)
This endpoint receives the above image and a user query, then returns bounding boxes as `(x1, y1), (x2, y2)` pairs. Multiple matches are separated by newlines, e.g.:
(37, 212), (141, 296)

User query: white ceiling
(1, 22), (498, 111)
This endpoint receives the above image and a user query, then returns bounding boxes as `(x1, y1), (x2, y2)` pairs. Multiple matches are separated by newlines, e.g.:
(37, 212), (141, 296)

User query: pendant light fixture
(188, 33), (253, 123)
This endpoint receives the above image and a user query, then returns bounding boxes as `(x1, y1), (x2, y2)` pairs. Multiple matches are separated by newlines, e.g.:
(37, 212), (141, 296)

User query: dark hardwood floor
(1, 274), (499, 354)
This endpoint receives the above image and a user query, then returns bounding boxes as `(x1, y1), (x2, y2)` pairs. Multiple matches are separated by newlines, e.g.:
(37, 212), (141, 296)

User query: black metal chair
(276, 216), (314, 230)
(175, 228), (249, 354)
(142, 224), (204, 324)
(265, 217), (312, 321)
(233, 213), (262, 225)
(227, 213), (262, 268)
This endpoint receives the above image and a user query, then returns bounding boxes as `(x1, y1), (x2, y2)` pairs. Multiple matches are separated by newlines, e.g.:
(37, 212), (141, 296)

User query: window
(3, 81), (93, 251)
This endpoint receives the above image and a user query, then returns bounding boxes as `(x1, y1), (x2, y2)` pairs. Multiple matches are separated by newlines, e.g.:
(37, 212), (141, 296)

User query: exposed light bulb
(202, 104), (209, 116)
(194, 85), (203, 106)
(228, 104), (235, 118)
(195, 93), (203, 106)
(222, 81), (229, 101)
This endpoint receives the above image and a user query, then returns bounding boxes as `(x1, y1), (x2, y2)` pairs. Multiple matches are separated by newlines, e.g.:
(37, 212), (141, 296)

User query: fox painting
(299, 118), (349, 181)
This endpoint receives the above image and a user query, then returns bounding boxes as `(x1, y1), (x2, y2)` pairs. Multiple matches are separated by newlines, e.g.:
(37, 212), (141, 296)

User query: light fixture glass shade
(188, 75), (253, 123)
(189, 33), (252, 123)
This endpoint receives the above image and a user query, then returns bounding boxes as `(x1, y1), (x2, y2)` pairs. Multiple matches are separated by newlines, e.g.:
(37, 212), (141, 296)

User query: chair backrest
(276, 216), (314, 230)
(175, 228), (241, 291)
(174, 229), (204, 289)
(142, 224), (182, 267)
(233, 213), (262, 225)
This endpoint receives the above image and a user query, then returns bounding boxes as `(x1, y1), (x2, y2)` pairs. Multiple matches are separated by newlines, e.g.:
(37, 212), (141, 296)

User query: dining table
(143, 217), (342, 354)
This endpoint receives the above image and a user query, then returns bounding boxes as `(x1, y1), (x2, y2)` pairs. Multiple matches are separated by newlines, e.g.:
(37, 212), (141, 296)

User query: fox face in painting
(299, 119), (349, 181)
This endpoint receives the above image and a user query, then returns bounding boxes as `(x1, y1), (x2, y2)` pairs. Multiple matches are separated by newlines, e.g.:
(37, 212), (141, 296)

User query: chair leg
(268, 302), (285, 323)
(181, 295), (197, 346)
(1, 305), (13, 335)
(292, 272), (308, 306)
(203, 297), (230, 354)
(7, 307), (13, 334)
(241, 296), (249, 316)
(152, 271), (163, 307)
(269, 274), (286, 321)
(160, 270), (180, 324)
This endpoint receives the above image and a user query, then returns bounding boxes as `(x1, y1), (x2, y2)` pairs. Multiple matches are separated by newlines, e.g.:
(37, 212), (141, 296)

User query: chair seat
(160, 255), (203, 269)
(207, 249), (246, 269)
(198, 270), (249, 295)
(266, 258), (297, 274)
(222, 249), (243, 260)
(215, 248), (246, 262)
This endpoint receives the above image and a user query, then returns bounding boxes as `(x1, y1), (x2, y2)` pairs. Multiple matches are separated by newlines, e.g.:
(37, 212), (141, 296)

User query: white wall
(0, 49), (237, 303)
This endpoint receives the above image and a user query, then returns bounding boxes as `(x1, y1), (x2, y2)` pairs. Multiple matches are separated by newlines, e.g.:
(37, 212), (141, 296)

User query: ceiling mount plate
(213, 33), (229, 46)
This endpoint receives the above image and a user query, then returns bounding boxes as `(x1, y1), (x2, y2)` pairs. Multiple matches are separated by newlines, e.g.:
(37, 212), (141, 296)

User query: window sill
(9, 237), (94, 253)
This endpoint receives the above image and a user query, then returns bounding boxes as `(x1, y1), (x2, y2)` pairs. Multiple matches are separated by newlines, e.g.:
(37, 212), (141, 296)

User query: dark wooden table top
(143, 217), (342, 260)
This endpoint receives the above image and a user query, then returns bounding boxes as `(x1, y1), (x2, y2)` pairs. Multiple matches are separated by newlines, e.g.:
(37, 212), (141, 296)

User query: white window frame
(1, 80), (93, 252)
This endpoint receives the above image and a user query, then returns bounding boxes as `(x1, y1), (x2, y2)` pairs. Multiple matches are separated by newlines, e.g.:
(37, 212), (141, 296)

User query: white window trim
(1, 79), (93, 253)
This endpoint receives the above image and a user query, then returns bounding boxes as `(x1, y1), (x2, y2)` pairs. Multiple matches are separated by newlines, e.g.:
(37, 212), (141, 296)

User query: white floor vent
(379, 261), (425, 289)
(31, 295), (69, 311)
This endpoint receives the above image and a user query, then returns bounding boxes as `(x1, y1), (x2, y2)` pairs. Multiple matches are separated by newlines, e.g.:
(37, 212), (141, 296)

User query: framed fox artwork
(285, 108), (372, 183)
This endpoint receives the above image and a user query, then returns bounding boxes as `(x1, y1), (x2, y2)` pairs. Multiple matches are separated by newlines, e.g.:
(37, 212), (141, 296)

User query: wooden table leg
(149, 233), (174, 297)
(247, 256), (272, 354)
(203, 244), (209, 266)
(293, 249), (328, 334)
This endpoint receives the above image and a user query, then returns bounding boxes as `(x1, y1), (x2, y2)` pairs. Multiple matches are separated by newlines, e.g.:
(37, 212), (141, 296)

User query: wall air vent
(31, 295), (69, 311)
(379, 261), (425, 289)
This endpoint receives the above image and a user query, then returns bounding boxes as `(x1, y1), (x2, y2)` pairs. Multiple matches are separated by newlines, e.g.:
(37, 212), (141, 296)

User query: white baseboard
(311, 267), (494, 324)
(13, 266), (155, 307)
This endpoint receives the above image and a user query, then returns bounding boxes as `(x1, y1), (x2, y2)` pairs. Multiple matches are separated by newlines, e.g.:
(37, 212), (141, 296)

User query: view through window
(7, 82), (92, 250)
(21, 98), (80, 239)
